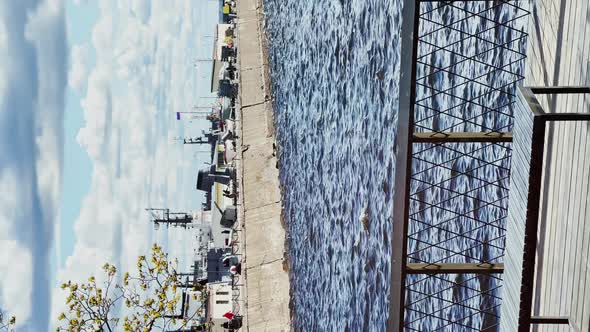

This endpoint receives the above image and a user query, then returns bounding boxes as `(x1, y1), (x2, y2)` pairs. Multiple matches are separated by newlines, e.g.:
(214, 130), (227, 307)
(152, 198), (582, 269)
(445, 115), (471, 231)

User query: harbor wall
(235, 0), (291, 330)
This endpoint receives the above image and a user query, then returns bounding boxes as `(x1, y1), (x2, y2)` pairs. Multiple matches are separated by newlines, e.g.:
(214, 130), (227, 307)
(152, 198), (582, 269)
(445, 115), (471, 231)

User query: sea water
(265, 0), (528, 330)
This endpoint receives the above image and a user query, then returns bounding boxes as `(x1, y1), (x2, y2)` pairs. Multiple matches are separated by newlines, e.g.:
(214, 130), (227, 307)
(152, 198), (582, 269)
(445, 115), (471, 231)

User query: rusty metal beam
(406, 263), (504, 274)
(388, 0), (419, 330)
(413, 132), (513, 143)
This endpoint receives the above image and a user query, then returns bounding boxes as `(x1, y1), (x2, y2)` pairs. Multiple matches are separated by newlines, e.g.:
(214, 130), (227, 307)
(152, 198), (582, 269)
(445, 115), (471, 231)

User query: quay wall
(235, 0), (291, 330)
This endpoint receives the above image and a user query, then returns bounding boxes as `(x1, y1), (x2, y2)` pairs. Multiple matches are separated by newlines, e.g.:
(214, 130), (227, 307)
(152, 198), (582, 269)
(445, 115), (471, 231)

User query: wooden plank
(514, 0), (590, 329)
(566, 0), (588, 322)
(563, 121), (581, 321)
(412, 132), (513, 143)
(554, 121), (572, 319)
(406, 263), (504, 274)
(576, 126), (590, 332)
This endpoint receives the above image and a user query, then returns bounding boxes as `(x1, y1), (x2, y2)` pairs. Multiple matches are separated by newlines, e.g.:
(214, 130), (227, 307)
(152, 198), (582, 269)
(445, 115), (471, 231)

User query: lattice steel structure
(389, 1), (529, 330)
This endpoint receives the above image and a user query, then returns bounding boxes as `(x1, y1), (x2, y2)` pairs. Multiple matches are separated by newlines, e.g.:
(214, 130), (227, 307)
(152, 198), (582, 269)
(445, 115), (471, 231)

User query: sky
(0, 0), (219, 330)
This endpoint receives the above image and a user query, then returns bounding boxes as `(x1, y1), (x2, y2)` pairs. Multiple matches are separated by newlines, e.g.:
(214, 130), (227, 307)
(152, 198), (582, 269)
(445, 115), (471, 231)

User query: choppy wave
(265, 0), (528, 330)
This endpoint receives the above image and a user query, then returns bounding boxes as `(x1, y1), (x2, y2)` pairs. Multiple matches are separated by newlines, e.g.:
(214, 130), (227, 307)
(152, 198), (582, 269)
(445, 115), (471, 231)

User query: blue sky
(0, 1), (220, 330)
(58, 0), (97, 275)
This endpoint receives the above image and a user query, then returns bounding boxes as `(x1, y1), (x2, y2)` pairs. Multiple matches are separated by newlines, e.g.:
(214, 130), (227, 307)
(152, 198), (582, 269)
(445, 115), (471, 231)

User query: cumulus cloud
(0, 171), (34, 324)
(0, 240), (33, 320)
(0, 0), (67, 329)
(68, 44), (90, 92)
(51, 0), (214, 328)
(77, 64), (112, 160)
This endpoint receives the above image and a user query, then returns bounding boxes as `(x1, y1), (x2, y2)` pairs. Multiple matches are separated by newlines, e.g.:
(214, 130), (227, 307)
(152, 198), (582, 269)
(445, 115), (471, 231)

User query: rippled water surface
(265, 1), (528, 330)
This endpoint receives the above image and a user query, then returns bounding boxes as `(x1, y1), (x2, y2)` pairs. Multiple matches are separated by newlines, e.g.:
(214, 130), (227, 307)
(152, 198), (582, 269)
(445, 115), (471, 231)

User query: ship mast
(146, 208), (194, 229)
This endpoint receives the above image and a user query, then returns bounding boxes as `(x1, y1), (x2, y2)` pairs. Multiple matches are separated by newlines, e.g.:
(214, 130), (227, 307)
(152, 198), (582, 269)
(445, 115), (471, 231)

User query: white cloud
(129, 0), (151, 23)
(77, 64), (112, 160)
(27, 0), (68, 230)
(0, 240), (33, 321)
(52, 0), (216, 328)
(0, 170), (34, 322)
(0, 169), (23, 236)
(91, 14), (114, 59)
(0, 0), (67, 329)
(68, 44), (90, 92)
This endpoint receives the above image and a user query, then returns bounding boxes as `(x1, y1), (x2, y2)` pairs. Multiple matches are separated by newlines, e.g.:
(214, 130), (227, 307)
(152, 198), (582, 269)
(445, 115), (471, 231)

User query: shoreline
(234, 0), (291, 330)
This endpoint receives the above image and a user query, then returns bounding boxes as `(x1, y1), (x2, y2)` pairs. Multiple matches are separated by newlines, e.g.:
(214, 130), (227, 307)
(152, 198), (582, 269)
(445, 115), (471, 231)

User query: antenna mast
(146, 208), (193, 229)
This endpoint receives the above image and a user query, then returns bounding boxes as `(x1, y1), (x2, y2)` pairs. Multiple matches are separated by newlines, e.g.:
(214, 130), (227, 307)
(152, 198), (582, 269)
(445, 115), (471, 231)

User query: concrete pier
(234, 0), (291, 330)
(524, 0), (590, 330)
